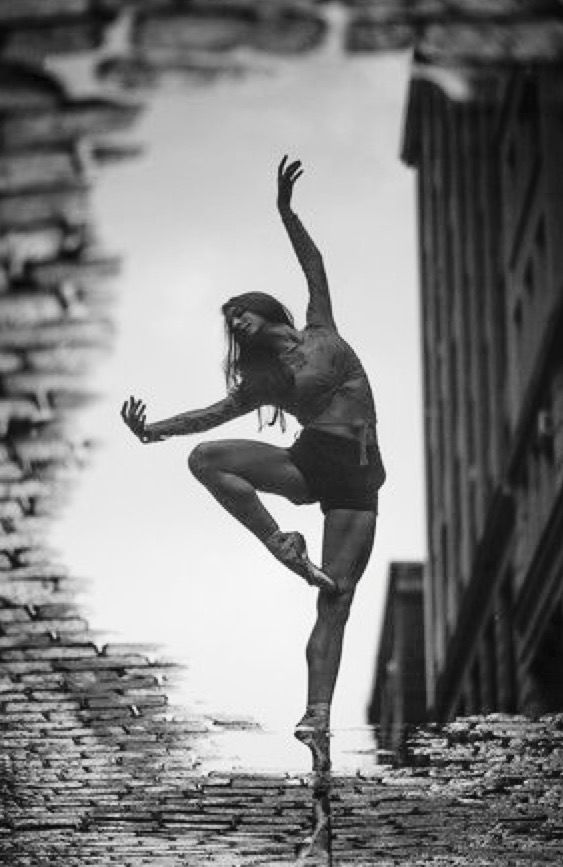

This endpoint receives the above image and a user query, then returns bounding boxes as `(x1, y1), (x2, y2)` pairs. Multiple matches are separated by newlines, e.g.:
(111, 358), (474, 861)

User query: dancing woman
(121, 157), (385, 745)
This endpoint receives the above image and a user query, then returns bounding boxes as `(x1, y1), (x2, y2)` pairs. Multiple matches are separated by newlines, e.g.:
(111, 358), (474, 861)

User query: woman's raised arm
(277, 156), (336, 330)
(121, 391), (257, 444)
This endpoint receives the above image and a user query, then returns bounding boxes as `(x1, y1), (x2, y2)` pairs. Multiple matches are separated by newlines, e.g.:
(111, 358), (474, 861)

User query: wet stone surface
(1, 710), (563, 865)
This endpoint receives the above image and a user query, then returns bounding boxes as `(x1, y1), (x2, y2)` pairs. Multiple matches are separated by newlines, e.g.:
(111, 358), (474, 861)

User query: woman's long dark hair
(222, 291), (295, 431)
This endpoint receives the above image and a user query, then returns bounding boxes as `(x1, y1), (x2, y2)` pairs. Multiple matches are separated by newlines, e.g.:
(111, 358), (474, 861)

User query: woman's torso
(277, 325), (378, 445)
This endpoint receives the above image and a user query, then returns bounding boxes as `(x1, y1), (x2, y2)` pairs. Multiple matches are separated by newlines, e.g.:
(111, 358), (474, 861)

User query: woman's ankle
(297, 701), (330, 729)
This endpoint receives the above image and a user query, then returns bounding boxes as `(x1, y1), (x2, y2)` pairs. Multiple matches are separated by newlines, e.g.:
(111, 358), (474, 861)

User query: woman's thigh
(321, 509), (377, 592)
(189, 438), (314, 505)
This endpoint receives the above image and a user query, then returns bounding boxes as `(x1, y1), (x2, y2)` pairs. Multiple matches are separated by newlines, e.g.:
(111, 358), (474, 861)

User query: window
(507, 140), (516, 178)
(524, 259), (534, 299)
(499, 578), (517, 712)
(484, 621), (498, 712)
(534, 214), (547, 295)
(471, 658), (482, 713)
(535, 215), (546, 253)
(514, 298), (523, 329)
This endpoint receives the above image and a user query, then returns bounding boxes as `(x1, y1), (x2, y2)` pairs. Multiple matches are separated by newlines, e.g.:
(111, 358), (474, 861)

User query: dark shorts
(287, 428), (386, 515)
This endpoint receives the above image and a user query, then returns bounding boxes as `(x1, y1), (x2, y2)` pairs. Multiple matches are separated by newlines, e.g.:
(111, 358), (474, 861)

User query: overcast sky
(51, 37), (425, 771)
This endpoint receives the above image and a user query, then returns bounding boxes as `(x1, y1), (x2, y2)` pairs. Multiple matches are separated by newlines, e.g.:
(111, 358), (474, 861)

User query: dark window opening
(535, 215), (546, 253)
(530, 603), (563, 712)
(470, 658), (482, 713)
(524, 260), (534, 299)
(514, 298), (523, 329)
(498, 578), (518, 712)
(484, 621), (498, 712)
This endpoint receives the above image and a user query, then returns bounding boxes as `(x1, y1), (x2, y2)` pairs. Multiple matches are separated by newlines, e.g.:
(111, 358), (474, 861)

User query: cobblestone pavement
(1, 707), (563, 865)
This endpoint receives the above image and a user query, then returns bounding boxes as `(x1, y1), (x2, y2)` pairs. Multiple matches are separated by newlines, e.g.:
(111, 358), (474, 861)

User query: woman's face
(225, 307), (268, 342)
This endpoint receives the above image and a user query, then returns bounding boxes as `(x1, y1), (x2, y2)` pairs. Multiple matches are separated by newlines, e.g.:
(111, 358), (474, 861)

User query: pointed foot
(265, 530), (337, 592)
(295, 722), (331, 776)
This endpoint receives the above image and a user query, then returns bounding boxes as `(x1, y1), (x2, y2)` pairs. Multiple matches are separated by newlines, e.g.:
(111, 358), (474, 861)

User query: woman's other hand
(277, 155), (303, 213)
(121, 396), (164, 443)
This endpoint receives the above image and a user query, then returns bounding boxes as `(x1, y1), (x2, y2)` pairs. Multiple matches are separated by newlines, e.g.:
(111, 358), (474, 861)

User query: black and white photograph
(1, 2), (563, 865)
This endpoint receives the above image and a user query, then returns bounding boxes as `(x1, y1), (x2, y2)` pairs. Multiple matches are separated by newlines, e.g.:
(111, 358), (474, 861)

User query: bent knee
(188, 442), (221, 480)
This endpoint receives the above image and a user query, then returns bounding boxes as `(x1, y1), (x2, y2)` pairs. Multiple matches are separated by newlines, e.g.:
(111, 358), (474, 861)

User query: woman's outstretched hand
(277, 155), (303, 213)
(121, 396), (163, 444)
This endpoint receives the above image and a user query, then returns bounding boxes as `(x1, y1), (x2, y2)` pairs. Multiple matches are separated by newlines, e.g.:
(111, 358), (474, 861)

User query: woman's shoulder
(304, 321), (338, 333)
(302, 322), (340, 342)
(304, 322), (357, 354)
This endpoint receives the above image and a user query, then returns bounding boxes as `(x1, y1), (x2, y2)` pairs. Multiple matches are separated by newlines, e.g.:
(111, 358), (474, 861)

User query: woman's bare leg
(294, 508), (375, 779)
(188, 439), (334, 588)
(188, 439), (306, 540)
(301, 509), (376, 717)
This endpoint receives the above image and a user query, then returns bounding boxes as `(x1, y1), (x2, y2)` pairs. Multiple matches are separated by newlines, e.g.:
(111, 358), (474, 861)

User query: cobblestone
(1, 709), (563, 864)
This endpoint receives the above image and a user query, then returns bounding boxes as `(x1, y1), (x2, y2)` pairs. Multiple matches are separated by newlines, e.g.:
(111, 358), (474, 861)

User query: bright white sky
(51, 36), (425, 771)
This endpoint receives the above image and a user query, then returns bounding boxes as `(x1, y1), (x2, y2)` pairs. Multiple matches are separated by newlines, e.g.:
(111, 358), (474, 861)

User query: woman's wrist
(145, 422), (168, 442)
(278, 202), (293, 219)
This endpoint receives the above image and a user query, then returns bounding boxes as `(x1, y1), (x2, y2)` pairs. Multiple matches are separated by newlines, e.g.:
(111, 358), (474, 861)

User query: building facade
(368, 562), (426, 752)
(402, 67), (563, 719)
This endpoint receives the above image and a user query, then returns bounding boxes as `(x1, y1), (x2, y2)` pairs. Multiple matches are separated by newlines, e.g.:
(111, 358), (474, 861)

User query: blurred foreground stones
(0, 2), (563, 90)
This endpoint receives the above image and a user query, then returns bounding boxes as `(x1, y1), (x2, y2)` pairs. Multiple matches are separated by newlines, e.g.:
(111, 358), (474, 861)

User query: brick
(0, 319), (112, 350)
(4, 699), (80, 714)
(2, 645), (97, 661)
(0, 225), (64, 264)
(0, 634), (53, 650)
(0, 73), (63, 117)
(0, 292), (63, 326)
(13, 438), (77, 467)
(3, 371), (89, 399)
(0, 478), (52, 501)
(26, 345), (98, 374)
(1, 660), (58, 675)
(0, 0), (89, 21)
(0, 398), (46, 429)
(135, 11), (253, 52)
(0, 461), (22, 481)
(0, 500), (24, 519)
(1, 531), (45, 552)
(1, 564), (68, 581)
(36, 603), (82, 619)
(134, 6), (326, 56)
(20, 671), (66, 686)
(29, 254), (121, 290)
(345, 13), (414, 53)
(3, 617), (87, 635)
(54, 654), (149, 671)
(0, 100), (142, 148)
(0, 185), (90, 229)
(1, 709), (46, 722)
(0, 352), (22, 373)
(2, 21), (105, 59)
(91, 140), (143, 165)
(0, 151), (79, 193)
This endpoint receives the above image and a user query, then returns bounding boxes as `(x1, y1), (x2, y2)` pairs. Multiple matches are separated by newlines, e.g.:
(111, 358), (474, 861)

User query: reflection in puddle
(51, 43), (421, 760)
(196, 725), (383, 777)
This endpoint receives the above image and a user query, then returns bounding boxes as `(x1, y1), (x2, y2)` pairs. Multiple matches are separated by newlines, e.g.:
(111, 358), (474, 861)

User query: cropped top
(279, 323), (374, 413)
(273, 324), (377, 463)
